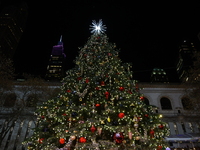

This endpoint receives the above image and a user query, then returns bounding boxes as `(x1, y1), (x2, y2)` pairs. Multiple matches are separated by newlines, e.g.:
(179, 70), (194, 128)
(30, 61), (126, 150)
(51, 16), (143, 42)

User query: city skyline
(1, 1), (200, 82)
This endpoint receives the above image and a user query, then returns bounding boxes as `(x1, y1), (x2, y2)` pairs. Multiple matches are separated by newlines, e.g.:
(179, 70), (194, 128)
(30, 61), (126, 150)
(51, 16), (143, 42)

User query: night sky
(1, 1), (200, 82)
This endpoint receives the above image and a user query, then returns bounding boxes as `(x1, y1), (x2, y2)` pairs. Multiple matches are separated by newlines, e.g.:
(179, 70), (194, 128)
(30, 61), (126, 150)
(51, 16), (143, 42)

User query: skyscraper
(176, 39), (197, 82)
(150, 68), (169, 83)
(45, 36), (66, 81)
(0, 2), (28, 58)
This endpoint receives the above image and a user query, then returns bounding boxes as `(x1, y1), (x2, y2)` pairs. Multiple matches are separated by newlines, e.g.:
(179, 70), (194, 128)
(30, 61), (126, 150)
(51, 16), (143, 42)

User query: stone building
(0, 82), (200, 149)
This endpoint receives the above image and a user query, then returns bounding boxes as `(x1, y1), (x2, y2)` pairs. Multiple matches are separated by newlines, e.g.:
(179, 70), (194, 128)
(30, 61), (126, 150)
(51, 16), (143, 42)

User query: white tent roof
(165, 133), (200, 142)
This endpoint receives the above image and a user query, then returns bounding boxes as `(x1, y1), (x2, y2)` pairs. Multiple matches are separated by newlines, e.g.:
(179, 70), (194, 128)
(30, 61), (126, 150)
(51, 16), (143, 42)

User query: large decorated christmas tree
(25, 20), (169, 150)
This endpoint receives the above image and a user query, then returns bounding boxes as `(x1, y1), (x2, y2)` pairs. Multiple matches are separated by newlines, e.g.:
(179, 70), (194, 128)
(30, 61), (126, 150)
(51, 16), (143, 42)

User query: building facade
(0, 82), (200, 149)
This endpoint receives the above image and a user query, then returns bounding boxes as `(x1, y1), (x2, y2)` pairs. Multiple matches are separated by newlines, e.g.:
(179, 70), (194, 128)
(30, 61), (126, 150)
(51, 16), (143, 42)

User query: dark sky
(2, 1), (200, 82)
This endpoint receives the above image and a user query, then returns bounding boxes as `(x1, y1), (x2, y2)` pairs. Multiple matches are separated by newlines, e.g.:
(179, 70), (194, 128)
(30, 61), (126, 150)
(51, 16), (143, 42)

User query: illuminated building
(0, 2), (28, 58)
(150, 68), (169, 83)
(45, 36), (66, 81)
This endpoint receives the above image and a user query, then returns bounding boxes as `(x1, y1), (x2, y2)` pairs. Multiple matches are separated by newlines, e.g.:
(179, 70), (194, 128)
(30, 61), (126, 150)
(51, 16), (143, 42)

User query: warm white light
(90, 19), (107, 35)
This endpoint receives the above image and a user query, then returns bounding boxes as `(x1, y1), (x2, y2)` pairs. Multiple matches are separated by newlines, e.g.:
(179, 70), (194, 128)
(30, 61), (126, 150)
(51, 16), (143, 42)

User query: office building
(150, 68), (169, 83)
(45, 36), (66, 81)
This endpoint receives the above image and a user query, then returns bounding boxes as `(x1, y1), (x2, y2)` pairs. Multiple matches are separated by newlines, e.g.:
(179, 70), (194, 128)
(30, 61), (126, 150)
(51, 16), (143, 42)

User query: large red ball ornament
(79, 137), (87, 143)
(113, 132), (124, 144)
(95, 103), (100, 107)
(90, 125), (96, 133)
(157, 145), (162, 150)
(59, 138), (65, 144)
(118, 113), (125, 118)
(119, 86), (125, 91)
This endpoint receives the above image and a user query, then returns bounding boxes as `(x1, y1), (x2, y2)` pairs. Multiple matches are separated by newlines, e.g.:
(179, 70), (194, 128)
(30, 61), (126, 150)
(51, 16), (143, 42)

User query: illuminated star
(90, 19), (107, 35)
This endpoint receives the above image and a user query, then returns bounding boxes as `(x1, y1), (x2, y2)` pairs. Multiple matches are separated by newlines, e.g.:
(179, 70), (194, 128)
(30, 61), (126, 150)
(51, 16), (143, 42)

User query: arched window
(160, 97), (172, 110)
(3, 93), (17, 107)
(143, 97), (149, 105)
(181, 97), (192, 110)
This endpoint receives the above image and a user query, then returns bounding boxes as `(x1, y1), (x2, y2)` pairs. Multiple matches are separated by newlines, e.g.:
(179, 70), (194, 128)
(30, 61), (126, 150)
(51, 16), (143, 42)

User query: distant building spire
(60, 35), (62, 42)
(58, 35), (63, 45)
(45, 36), (66, 81)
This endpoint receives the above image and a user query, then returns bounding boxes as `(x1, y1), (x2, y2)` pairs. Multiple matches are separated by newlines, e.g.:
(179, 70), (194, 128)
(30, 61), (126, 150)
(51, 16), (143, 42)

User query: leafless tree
(0, 71), (61, 147)
(184, 51), (200, 115)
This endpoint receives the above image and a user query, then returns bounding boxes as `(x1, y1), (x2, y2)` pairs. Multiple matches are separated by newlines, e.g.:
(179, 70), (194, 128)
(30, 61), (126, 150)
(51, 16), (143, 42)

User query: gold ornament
(107, 116), (111, 122)
(135, 136), (140, 140)
(100, 120), (105, 124)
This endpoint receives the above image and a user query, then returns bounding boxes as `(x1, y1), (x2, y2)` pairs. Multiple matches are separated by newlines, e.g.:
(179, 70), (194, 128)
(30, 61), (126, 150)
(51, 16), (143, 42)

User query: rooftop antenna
(60, 35), (62, 42)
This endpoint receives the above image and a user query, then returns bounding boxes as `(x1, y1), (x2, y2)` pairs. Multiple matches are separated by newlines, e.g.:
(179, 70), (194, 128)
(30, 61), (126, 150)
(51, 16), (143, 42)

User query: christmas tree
(25, 20), (169, 150)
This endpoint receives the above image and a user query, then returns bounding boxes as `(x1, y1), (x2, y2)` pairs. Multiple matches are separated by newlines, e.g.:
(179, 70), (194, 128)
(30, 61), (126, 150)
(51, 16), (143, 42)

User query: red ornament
(95, 86), (100, 90)
(100, 81), (105, 86)
(95, 103), (100, 107)
(62, 113), (67, 116)
(77, 77), (82, 80)
(66, 89), (71, 93)
(90, 125), (96, 133)
(104, 91), (110, 99)
(150, 129), (155, 138)
(144, 114), (149, 117)
(59, 138), (65, 144)
(158, 124), (164, 129)
(39, 138), (44, 143)
(113, 132), (124, 144)
(128, 90), (132, 94)
(157, 145), (162, 150)
(140, 96), (144, 100)
(118, 113), (125, 118)
(85, 78), (89, 83)
(79, 137), (87, 143)
(41, 116), (45, 119)
(119, 86), (125, 91)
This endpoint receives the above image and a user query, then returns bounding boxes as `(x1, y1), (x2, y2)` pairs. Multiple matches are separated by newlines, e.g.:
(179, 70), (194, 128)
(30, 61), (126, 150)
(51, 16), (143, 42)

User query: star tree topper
(90, 19), (107, 35)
